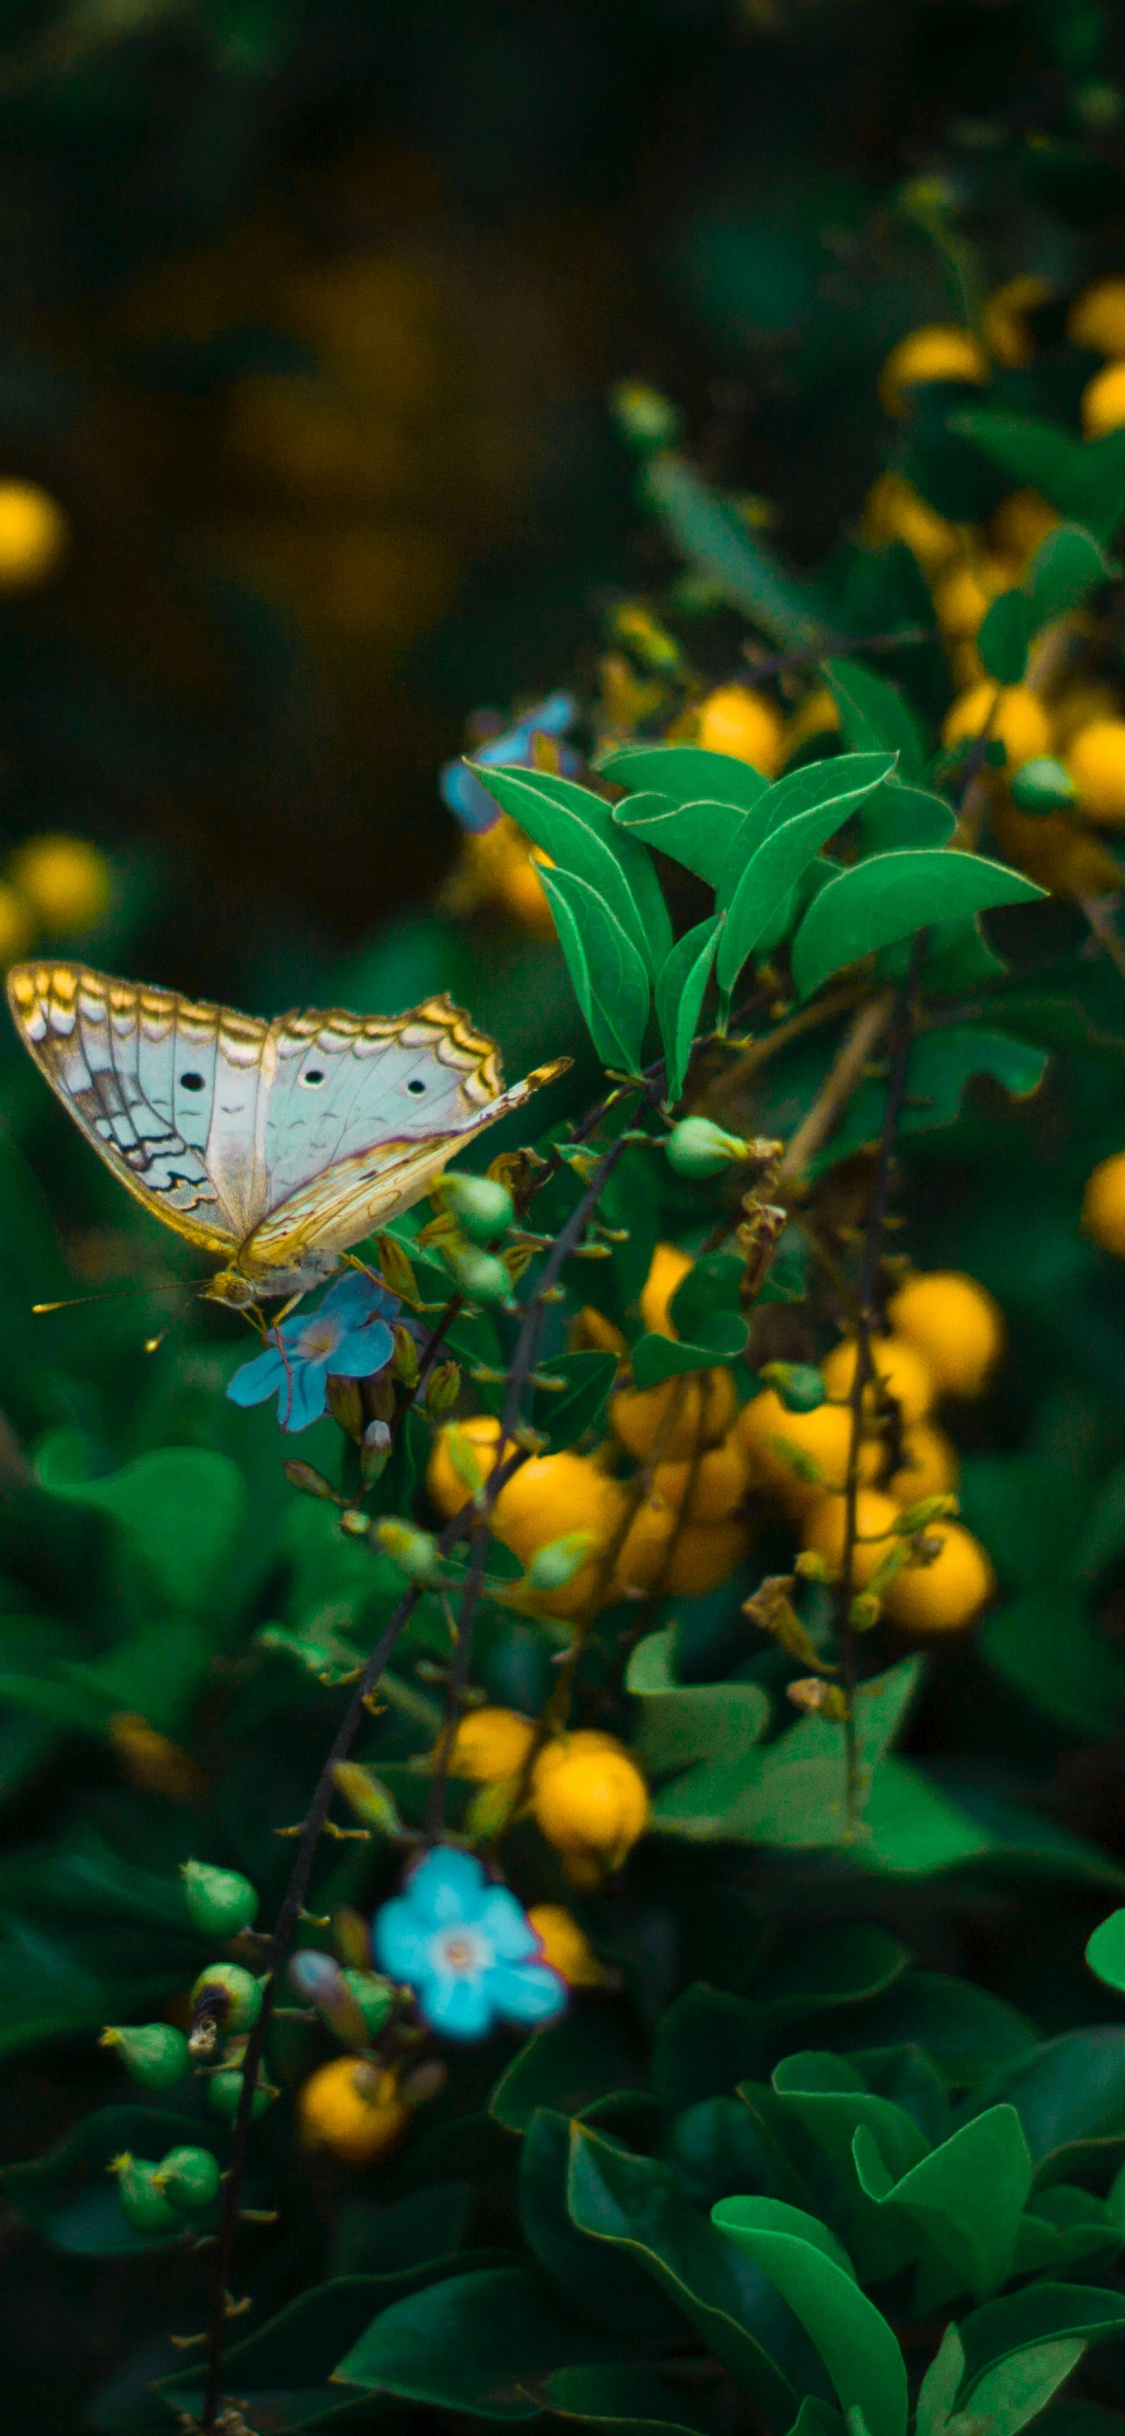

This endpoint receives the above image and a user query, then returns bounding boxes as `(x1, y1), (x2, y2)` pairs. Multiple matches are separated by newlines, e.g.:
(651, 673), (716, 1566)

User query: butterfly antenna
(32, 1281), (192, 1318)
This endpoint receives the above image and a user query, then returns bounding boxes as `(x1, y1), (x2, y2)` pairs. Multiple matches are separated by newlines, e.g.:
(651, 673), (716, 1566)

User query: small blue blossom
(440, 691), (581, 834)
(226, 1272), (398, 1433)
(374, 1846), (566, 2043)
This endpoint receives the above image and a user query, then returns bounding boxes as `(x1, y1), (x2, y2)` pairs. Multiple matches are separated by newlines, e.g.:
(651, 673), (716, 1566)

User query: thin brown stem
(775, 993), (893, 1194)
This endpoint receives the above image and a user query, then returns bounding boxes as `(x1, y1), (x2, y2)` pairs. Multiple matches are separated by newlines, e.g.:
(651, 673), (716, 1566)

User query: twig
(774, 994), (893, 1193)
(835, 944), (922, 1831)
(702, 984), (862, 1115)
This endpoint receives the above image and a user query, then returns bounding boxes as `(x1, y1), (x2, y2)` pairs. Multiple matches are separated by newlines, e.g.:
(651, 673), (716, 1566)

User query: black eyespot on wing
(406, 1078), (426, 1096)
(180, 1072), (205, 1092)
(300, 1068), (326, 1089)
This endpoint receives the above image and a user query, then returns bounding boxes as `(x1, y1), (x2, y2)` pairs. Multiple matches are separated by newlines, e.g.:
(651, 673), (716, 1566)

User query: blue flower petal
(532, 691), (578, 737)
(421, 1971), (494, 2042)
(373, 1898), (433, 1987)
(320, 1272), (391, 1326)
(328, 1317), (394, 1380)
(275, 1361), (330, 1432)
(226, 1345), (288, 1408)
(488, 1961), (567, 2028)
(440, 760), (501, 834)
(406, 1846), (488, 1926)
(476, 1885), (539, 1963)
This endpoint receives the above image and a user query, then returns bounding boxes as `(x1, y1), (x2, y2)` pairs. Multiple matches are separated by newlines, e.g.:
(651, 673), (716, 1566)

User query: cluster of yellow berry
(0, 834), (111, 970)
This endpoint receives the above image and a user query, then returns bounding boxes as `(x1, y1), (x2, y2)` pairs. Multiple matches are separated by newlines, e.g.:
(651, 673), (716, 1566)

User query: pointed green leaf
(791, 852), (1044, 1001)
(965, 2341), (1085, 2436)
(852, 2104), (1032, 2298)
(598, 744), (771, 814)
(1086, 1910), (1125, 1996)
(613, 797), (749, 886)
(335, 2264), (632, 2415)
(656, 916), (723, 1103)
(711, 2197), (908, 2436)
(537, 866), (651, 1071)
(979, 591), (1032, 686)
(472, 765), (671, 977)
(823, 661), (925, 778)
(859, 785), (956, 854)
(717, 764), (895, 992)
(954, 410), (1125, 548)
(959, 2286), (1125, 2393)
(644, 450), (827, 647)
(546, 2364), (726, 2436)
(626, 1628), (769, 1774)
(915, 2325), (965, 2436)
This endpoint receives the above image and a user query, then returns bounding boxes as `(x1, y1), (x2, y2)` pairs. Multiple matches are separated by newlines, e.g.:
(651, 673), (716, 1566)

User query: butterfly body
(8, 962), (568, 1307)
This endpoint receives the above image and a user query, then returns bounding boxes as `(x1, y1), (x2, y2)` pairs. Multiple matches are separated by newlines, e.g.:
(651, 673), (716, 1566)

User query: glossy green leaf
(336, 2264), (633, 2416)
(959, 2286), (1125, 2393)
(979, 590), (1032, 686)
(966, 2341), (1086, 2436)
(49, 1449), (248, 1616)
(1086, 1911), (1125, 1995)
(534, 1350), (619, 1450)
(521, 2112), (669, 2337)
(567, 2126), (799, 2426)
(858, 784), (956, 855)
(656, 916), (723, 1103)
(651, 1986), (769, 2115)
(967, 2031), (1125, 2181)
(791, 852), (1044, 1000)
(598, 744), (771, 815)
(1027, 523), (1112, 625)
(915, 2324), (965, 2436)
(716, 749), (894, 912)
(853, 2103), (1032, 2298)
(711, 2197), (908, 2436)
(471, 764), (671, 978)
(538, 865), (651, 1071)
(823, 660), (924, 778)
(489, 2008), (647, 2135)
(717, 756), (895, 991)
(626, 1630), (769, 1777)
(614, 797), (749, 886)
(545, 2364), (726, 2436)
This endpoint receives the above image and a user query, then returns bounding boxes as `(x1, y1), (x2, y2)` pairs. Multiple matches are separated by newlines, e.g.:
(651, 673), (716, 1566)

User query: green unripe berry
(759, 1361), (826, 1414)
(99, 2022), (191, 2090)
(441, 1241), (513, 1305)
(525, 1530), (597, 1591)
(665, 1118), (749, 1179)
(437, 1173), (514, 1243)
(182, 1859), (259, 1940)
(208, 2067), (274, 2122)
(111, 2153), (182, 2236)
(191, 1962), (263, 2031)
(1009, 755), (1078, 815)
(340, 1968), (396, 2041)
(610, 379), (681, 451)
(374, 1520), (441, 1585)
(153, 2144), (223, 2214)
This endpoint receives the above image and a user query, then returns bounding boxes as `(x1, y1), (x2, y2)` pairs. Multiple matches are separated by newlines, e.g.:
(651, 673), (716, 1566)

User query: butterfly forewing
(257, 996), (503, 1218)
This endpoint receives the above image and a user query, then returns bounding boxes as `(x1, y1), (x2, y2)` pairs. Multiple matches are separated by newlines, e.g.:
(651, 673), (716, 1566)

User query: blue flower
(440, 691), (581, 834)
(226, 1272), (398, 1433)
(374, 1846), (566, 2043)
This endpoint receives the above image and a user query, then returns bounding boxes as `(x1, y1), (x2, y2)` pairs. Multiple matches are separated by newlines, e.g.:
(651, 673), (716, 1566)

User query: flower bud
(441, 1242), (514, 1305)
(326, 1375), (364, 1439)
(787, 1677), (848, 1721)
(849, 1592), (882, 1632)
(436, 1172), (515, 1243)
(426, 1360), (462, 1418)
(894, 1492), (959, 1535)
(374, 1520), (441, 1584)
(190, 1962), (263, 2035)
(111, 2153), (183, 2237)
(399, 2058), (448, 2108)
(333, 1761), (403, 1836)
(182, 1859), (259, 1940)
(283, 1458), (342, 1502)
(1009, 755), (1078, 815)
(152, 2144), (222, 2214)
(665, 1117), (749, 1178)
(360, 1418), (391, 1486)
(289, 1949), (373, 2049)
(99, 2022), (191, 2089)
(390, 1323), (420, 1387)
(340, 1968), (395, 2041)
(759, 1361), (826, 1414)
(525, 1531), (599, 1592)
(375, 1232), (418, 1304)
(339, 1507), (371, 1538)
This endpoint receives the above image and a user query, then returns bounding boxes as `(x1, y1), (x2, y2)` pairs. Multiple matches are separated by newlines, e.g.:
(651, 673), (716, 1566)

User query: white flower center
(430, 1925), (489, 1978)
(299, 1320), (341, 1361)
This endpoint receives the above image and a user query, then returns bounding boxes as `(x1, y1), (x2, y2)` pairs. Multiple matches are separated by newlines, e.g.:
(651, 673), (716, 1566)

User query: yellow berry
(1065, 720), (1125, 827)
(820, 1335), (935, 1426)
(883, 1521), (995, 1634)
(640, 1241), (694, 1337)
(989, 797), (1123, 899)
(427, 1413), (504, 1519)
(0, 480), (68, 585)
(1082, 361), (1125, 437)
(652, 1434), (751, 1521)
(1068, 278), (1125, 357)
(887, 1271), (1004, 1399)
(860, 473), (959, 571)
(932, 558), (1018, 640)
(801, 1489), (901, 1588)
(696, 684), (785, 774)
(1082, 1153), (1125, 1257)
(888, 1421), (960, 1506)
(982, 275), (1050, 369)
(297, 2058), (409, 2166)
(492, 1451), (627, 1617)
(610, 1369), (737, 1462)
(571, 1306), (627, 1358)
(9, 835), (111, 934)
(0, 881), (35, 967)
(450, 1706), (535, 1783)
(737, 1390), (880, 1509)
(942, 682), (1051, 768)
(533, 1735), (649, 1870)
(613, 1495), (749, 1597)
(527, 1903), (603, 1987)
(879, 325), (988, 416)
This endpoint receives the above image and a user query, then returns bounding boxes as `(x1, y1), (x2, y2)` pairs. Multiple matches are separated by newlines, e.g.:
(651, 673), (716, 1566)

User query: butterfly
(7, 961), (570, 1310)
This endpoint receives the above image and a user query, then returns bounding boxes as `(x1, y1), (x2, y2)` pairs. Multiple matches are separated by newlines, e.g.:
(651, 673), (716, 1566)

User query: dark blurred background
(0, 0), (1115, 1000)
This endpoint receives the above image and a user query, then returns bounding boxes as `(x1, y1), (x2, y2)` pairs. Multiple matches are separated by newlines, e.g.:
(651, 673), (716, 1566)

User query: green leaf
(626, 1629), (769, 1776)
(644, 450), (827, 648)
(656, 917), (723, 1103)
(537, 865), (652, 1071)
(335, 2264), (633, 2417)
(614, 797), (750, 886)
(959, 2288), (1125, 2394)
(823, 660), (925, 778)
(852, 2104), (1033, 2298)
(982, 1591), (1125, 1740)
(954, 410), (1125, 549)
(717, 750), (895, 911)
(1086, 1911), (1125, 1995)
(916, 2325), (965, 2436)
(651, 1986), (769, 2115)
(819, 1972), (1036, 2087)
(791, 852), (1044, 1001)
(711, 2197), (908, 2436)
(965, 2341), (1086, 2436)
(716, 755), (895, 991)
(769, 2053), (931, 2282)
(521, 2112), (670, 2337)
(632, 1253), (750, 1379)
(967, 2031), (1125, 2182)
(567, 2125), (799, 2426)
(546, 2363), (726, 2436)
(597, 745), (771, 816)
(979, 591), (1032, 686)
(489, 2009), (647, 2135)
(858, 785), (957, 855)
(49, 1449), (248, 1616)
(650, 1659), (921, 1844)
(1027, 523), (1112, 626)
(534, 1350), (619, 1450)
(472, 765), (671, 978)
